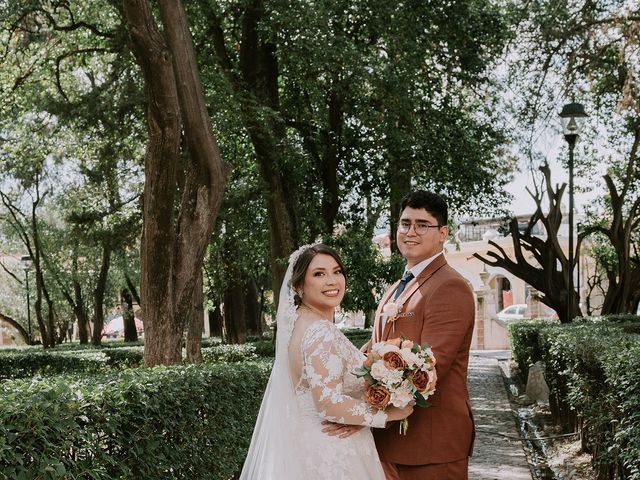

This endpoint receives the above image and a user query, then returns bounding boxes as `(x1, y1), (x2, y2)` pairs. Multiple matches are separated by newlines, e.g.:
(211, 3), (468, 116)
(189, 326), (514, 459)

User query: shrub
(0, 347), (146, 381)
(0, 350), (109, 381)
(199, 337), (223, 348)
(507, 319), (555, 383)
(0, 361), (272, 479)
(605, 343), (640, 478)
(342, 328), (373, 350)
(510, 317), (640, 478)
(102, 347), (145, 369)
(201, 343), (258, 363)
(251, 340), (275, 357)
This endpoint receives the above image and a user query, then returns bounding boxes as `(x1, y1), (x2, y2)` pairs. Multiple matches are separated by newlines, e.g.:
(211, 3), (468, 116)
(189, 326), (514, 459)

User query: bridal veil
(239, 245), (311, 479)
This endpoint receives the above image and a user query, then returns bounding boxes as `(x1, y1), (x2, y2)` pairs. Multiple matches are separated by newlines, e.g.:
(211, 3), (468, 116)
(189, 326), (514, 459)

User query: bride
(240, 244), (412, 480)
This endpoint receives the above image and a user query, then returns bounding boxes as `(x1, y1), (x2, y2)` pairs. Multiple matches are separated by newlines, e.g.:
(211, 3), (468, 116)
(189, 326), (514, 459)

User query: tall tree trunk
(47, 252), (90, 345)
(388, 157), (412, 254)
(263, 175), (298, 304)
(586, 125), (640, 316)
(91, 242), (112, 346)
(223, 271), (247, 344)
(244, 276), (261, 336)
(121, 287), (138, 343)
(124, 0), (228, 366)
(43, 284), (57, 345)
(320, 88), (342, 234)
(186, 269), (204, 363)
(124, 272), (141, 305)
(239, 0), (298, 304)
(73, 278), (90, 344)
(209, 304), (223, 338)
(31, 194), (56, 348)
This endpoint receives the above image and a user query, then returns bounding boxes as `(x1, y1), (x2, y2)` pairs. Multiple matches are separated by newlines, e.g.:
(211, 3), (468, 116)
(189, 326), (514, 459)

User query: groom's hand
(321, 421), (363, 438)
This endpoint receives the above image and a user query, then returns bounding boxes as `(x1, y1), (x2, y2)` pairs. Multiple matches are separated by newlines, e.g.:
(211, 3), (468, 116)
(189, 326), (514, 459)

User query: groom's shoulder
(433, 263), (472, 291)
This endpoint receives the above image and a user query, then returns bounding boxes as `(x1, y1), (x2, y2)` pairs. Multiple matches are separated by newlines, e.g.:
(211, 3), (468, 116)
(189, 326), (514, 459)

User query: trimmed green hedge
(0, 350), (110, 381)
(0, 348), (145, 381)
(201, 343), (258, 363)
(0, 328), (372, 380)
(509, 316), (640, 479)
(342, 328), (373, 349)
(0, 361), (272, 479)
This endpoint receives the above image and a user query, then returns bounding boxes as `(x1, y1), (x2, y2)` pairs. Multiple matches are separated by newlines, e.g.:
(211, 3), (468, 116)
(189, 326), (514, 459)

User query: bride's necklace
(299, 303), (333, 322)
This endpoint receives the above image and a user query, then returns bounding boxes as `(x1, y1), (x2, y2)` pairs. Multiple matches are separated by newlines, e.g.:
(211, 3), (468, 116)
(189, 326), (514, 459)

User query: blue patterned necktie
(393, 271), (415, 300)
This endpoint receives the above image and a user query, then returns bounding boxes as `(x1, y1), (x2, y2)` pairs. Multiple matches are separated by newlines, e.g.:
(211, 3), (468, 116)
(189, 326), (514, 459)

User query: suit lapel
(381, 254), (448, 341)
(375, 280), (400, 342)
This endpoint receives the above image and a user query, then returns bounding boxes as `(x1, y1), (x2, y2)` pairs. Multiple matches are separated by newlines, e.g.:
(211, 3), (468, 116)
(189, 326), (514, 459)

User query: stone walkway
(468, 350), (533, 480)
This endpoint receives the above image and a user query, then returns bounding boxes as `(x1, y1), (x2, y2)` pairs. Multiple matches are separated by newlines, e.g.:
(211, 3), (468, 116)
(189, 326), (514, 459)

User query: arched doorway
(490, 275), (512, 312)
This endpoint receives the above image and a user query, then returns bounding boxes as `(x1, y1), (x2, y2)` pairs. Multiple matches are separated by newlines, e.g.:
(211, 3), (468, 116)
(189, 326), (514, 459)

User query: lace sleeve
(302, 323), (387, 428)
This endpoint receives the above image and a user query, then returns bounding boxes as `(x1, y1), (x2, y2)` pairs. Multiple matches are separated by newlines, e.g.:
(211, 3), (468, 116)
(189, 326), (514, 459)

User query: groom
(371, 190), (475, 480)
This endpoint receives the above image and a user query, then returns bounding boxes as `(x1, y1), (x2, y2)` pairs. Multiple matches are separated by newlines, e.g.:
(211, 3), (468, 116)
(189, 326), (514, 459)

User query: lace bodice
(294, 321), (387, 428)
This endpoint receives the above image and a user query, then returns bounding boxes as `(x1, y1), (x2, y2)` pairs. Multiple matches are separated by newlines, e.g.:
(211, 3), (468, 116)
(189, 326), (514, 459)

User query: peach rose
(383, 351), (407, 370)
(426, 368), (437, 392)
(365, 385), (391, 409)
(389, 338), (402, 348)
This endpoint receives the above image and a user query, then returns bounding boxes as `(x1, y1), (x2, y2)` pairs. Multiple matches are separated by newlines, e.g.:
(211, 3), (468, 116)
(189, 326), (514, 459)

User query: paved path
(468, 350), (533, 480)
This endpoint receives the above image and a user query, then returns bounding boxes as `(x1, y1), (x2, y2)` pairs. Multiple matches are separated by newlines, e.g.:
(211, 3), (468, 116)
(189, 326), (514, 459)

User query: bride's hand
(385, 404), (414, 422)
(321, 420), (363, 438)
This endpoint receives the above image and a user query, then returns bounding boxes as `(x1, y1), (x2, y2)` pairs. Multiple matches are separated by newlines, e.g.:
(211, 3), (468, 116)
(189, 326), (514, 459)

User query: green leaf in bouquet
(414, 393), (430, 408)
(353, 366), (370, 377)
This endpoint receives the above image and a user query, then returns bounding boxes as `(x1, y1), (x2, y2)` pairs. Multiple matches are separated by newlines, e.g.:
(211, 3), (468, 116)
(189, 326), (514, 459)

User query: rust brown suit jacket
(371, 253), (475, 466)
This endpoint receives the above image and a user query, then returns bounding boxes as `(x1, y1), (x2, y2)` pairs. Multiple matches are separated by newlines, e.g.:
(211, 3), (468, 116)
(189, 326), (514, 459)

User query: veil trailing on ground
(239, 244), (316, 479)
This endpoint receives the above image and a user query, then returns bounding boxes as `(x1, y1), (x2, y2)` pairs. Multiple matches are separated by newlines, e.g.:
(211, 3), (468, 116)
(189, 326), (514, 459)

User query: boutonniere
(382, 302), (414, 332)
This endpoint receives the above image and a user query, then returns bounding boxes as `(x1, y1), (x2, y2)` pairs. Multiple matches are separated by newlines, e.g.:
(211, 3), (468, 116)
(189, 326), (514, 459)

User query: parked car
(497, 303), (558, 322)
(497, 304), (528, 322)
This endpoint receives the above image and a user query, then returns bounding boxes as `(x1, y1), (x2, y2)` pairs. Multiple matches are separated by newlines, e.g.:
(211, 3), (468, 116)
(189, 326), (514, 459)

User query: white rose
(377, 343), (401, 356)
(391, 381), (415, 408)
(370, 361), (390, 381)
(400, 349), (422, 368)
(371, 361), (404, 386)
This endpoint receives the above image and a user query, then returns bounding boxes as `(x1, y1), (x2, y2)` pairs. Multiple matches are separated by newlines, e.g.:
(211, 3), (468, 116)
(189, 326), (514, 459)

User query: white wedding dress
(240, 246), (387, 480)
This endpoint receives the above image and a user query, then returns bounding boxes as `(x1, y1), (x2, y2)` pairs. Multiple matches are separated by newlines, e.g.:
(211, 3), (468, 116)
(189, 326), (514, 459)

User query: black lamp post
(559, 102), (588, 321)
(20, 255), (32, 344)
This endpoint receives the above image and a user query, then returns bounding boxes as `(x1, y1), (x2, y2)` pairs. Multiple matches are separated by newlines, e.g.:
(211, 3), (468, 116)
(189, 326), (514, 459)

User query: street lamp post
(20, 255), (32, 344)
(559, 102), (588, 321)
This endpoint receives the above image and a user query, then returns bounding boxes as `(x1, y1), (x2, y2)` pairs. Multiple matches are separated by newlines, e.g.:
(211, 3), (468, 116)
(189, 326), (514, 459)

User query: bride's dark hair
(290, 244), (346, 306)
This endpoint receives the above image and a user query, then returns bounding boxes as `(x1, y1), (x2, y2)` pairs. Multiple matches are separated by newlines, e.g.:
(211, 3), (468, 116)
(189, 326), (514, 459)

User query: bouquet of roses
(355, 338), (437, 435)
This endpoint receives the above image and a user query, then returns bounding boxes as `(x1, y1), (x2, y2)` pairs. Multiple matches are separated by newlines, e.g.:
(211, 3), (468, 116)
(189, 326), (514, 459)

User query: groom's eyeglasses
(398, 220), (442, 235)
